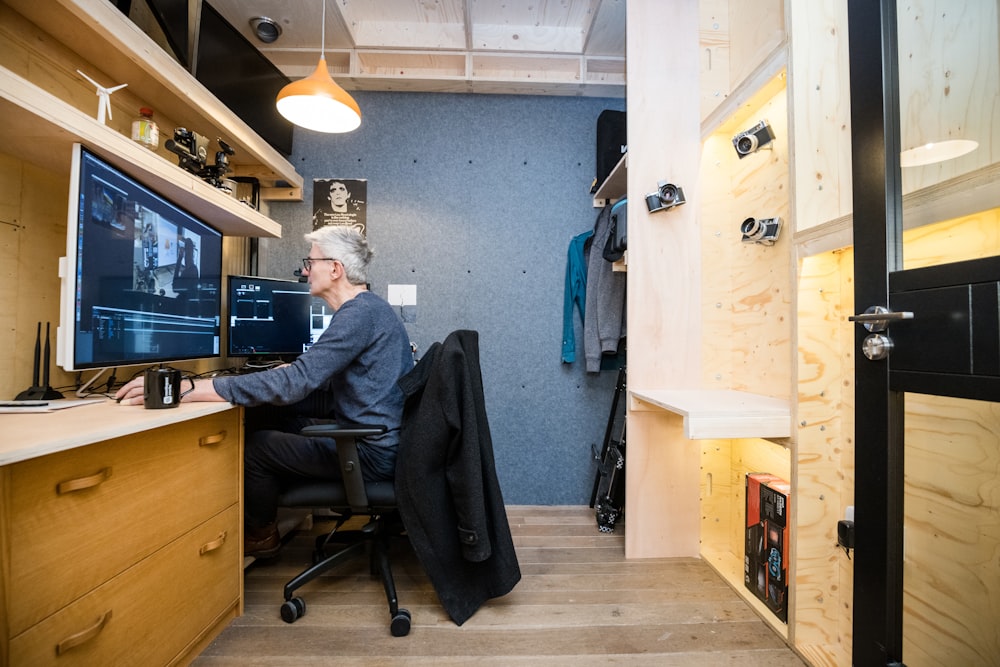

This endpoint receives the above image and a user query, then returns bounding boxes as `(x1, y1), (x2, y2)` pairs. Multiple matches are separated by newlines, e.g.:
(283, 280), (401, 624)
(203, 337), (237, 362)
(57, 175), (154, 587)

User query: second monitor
(228, 275), (328, 359)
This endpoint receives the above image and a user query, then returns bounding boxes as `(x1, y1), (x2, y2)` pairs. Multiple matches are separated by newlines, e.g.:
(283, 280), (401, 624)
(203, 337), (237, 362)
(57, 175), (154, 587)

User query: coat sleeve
(442, 345), (494, 562)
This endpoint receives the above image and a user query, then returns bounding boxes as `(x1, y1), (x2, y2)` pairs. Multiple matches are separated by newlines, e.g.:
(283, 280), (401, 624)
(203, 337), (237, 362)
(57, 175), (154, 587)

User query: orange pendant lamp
(276, 0), (361, 133)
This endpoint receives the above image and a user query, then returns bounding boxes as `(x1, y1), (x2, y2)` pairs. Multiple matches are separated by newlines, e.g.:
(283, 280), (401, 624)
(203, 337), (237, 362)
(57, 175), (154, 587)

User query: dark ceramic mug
(144, 367), (195, 409)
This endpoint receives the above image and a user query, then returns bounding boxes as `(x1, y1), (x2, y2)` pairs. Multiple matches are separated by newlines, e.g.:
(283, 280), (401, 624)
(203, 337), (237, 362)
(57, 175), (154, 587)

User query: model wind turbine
(76, 69), (128, 124)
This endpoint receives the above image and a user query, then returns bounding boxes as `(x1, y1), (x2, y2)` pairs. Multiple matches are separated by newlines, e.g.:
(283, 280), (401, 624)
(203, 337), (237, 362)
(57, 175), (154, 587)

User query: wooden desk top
(0, 399), (236, 466)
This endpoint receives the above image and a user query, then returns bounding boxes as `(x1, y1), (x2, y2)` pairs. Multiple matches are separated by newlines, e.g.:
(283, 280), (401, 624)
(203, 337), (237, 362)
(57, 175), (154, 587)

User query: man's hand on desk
(114, 376), (226, 406)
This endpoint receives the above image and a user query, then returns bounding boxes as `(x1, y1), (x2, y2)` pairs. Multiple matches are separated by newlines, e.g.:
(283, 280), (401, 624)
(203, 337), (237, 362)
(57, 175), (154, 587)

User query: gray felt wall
(260, 90), (626, 505)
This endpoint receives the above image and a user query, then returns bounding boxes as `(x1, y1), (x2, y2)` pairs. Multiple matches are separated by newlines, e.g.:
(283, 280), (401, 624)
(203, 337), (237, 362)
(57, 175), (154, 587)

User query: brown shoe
(244, 523), (281, 559)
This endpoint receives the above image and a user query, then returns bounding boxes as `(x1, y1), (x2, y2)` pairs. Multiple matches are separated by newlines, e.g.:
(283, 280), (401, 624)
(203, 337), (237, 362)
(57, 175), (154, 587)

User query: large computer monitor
(227, 275), (315, 359)
(57, 144), (223, 372)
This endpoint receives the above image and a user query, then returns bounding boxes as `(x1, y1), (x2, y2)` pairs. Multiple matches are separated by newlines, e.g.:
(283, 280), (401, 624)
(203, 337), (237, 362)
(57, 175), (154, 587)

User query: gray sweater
(584, 203), (627, 372)
(213, 291), (412, 474)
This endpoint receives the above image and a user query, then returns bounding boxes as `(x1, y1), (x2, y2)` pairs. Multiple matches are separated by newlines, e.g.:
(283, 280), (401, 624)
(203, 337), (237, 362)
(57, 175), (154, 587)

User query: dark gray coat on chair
(395, 330), (521, 625)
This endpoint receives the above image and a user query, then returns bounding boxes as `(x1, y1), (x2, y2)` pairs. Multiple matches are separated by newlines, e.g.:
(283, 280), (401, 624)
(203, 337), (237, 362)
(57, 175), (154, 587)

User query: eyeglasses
(301, 257), (337, 271)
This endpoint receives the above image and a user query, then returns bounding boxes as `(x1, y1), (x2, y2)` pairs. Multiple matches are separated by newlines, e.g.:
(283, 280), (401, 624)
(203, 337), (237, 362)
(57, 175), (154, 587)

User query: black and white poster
(312, 178), (367, 233)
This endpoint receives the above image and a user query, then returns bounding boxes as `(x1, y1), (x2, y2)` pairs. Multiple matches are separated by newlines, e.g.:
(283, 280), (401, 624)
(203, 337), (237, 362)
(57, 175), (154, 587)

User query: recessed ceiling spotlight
(250, 16), (282, 44)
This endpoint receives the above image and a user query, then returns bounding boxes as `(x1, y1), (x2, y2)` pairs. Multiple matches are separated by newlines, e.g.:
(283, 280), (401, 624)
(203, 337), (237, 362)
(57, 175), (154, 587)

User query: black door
(848, 1), (1000, 665)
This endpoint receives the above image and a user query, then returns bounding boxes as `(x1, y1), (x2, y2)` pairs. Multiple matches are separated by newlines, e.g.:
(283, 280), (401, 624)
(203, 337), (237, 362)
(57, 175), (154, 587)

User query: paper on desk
(0, 398), (105, 413)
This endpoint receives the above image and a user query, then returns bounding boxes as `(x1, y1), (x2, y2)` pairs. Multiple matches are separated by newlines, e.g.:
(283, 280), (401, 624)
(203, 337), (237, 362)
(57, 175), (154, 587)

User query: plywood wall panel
(0, 157), (73, 399)
(897, 209), (1000, 666)
(836, 250), (856, 663)
(700, 135), (736, 389)
(626, 0), (702, 394)
(0, 154), (22, 399)
(16, 163), (71, 394)
(897, 0), (1000, 194)
(724, 88), (791, 400)
(700, 0), (731, 121)
(901, 208), (1000, 269)
(700, 438), (733, 555)
(625, 410), (701, 558)
(787, 0), (852, 233)
(903, 394), (1000, 667)
(728, 0), (785, 88)
(624, 1), (704, 557)
(793, 249), (852, 666)
(793, 208), (1000, 663)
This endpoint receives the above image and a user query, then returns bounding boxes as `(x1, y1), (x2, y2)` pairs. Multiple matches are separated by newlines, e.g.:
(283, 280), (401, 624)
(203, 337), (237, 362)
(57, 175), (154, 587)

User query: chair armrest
(299, 423), (387, 511)
(300, 422), (388, 438)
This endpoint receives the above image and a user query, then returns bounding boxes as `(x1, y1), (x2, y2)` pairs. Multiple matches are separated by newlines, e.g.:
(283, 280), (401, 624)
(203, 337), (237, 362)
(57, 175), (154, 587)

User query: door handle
(849, 305), (913, 332)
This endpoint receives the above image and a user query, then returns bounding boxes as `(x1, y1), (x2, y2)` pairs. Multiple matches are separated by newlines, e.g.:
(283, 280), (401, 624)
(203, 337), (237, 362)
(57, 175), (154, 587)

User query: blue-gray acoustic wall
(263, 90), (626, 505)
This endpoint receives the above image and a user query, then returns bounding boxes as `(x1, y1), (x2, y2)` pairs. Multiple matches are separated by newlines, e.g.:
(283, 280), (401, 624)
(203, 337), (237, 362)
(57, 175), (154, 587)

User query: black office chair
(275, 423), (412, 637)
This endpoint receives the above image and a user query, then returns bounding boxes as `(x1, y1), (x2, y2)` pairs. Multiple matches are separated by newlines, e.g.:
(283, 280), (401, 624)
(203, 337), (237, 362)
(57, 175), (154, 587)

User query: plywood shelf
(3, 0), (302, 191)
(593, 152), (627, 205)
(0, 66), (281, 238)
(630, 389), (791, 440)
(793, 161), (1000, 257)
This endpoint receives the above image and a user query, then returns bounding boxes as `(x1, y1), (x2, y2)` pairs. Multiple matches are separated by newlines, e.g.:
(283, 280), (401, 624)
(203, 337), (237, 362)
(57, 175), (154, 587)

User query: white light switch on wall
(388, 284), (417, 306)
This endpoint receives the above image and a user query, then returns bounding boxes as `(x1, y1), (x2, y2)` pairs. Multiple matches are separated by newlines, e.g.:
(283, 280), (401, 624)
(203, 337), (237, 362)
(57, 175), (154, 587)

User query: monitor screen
(227, 275), (318, 358)
(58, 144), (223, 372)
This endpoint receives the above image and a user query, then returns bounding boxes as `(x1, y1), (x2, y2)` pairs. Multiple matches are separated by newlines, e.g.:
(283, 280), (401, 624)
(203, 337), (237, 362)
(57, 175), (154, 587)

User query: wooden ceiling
(207, 0), (626, 97)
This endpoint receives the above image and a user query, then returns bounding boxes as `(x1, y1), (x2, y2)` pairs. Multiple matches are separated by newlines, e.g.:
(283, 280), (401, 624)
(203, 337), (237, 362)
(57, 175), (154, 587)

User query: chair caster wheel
(390, 608), (411, 636)
(281, 596), (306, 623)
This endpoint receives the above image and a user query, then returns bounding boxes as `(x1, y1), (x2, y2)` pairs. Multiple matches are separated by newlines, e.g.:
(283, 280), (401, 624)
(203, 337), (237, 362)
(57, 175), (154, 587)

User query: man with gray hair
(116, 225), (413, 558)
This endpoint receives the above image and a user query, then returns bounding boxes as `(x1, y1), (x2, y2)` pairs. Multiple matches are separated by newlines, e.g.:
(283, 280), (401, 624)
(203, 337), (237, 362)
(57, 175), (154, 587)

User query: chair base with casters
(275, 423), (411, 637)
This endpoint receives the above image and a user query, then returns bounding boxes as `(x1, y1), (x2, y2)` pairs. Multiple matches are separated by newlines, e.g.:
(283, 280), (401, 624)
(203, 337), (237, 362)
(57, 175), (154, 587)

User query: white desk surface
(0, 398), (236, 466)
(629, 388), (791, 440)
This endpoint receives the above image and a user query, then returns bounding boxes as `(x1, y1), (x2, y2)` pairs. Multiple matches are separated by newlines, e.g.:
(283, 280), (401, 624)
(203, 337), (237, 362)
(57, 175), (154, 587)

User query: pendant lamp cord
(320, 0), (326, 59)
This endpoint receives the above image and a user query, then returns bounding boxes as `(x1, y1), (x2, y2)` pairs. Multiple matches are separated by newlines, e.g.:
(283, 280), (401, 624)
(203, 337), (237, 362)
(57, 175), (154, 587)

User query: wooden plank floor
(193, 506), (806, 666)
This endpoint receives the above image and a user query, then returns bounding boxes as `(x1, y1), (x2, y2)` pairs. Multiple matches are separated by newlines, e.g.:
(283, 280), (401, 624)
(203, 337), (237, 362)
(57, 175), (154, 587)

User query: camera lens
(658, 183), (679, 204)
(736, 134), (758, 155)
(741, 217), (765, 240)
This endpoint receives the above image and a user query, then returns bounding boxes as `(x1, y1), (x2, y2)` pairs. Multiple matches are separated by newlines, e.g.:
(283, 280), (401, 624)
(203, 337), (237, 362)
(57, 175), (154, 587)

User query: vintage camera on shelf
(165, 128), (235, 189)
(733, 120), (776, 158)
(645, 181), (686, 213)
(740, 216), (782, 245)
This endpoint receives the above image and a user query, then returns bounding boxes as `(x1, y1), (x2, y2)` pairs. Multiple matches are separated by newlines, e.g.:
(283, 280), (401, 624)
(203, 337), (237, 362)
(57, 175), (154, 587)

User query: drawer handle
(56, 609), (112, 655)
(199, 430), (227, 447)
(56, 467), (112, 495)
(200, 530), (228, 555)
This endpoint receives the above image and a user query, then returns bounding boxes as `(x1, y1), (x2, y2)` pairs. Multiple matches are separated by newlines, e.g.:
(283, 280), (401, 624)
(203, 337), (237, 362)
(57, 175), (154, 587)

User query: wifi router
(15, 321), (64, 400)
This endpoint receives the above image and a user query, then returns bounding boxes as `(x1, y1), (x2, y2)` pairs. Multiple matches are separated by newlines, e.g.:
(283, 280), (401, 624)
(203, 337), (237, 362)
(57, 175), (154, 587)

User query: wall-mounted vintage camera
(645, 181), (686, 213)
(740, 216), (782, 245)
(733, 120), (776, 158)
(165, 128), (235, 189)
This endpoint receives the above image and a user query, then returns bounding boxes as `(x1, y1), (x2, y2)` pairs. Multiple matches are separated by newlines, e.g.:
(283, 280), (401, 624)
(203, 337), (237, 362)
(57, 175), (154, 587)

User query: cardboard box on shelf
(745, 472), (790, 623)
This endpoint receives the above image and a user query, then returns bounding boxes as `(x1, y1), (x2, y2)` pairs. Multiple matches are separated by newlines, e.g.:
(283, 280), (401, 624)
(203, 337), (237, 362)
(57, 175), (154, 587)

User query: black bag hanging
(603, 197), (627, 261)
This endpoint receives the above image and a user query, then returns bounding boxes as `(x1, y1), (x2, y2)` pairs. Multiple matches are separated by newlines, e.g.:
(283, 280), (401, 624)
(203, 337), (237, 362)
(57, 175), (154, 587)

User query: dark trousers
(244, 427), (345, 529)
(243, 400), (342, 529)
(242, 397), (397, 529)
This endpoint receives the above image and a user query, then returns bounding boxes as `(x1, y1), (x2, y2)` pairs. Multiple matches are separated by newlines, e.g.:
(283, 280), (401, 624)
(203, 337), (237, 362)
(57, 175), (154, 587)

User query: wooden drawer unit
(10, 504), (240, 666)
(4, 409), (240, 638)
